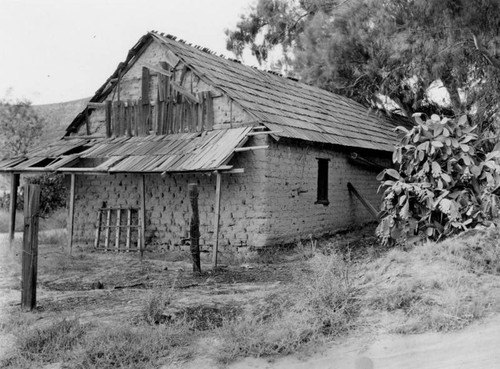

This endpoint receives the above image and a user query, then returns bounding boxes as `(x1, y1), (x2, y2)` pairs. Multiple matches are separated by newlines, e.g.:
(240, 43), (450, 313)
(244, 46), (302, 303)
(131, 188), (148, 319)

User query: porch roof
(0, 127), (252, 174)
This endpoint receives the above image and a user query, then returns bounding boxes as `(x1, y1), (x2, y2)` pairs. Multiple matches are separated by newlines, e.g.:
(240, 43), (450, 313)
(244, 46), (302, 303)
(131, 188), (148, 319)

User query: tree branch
(472, 33), (500, 70)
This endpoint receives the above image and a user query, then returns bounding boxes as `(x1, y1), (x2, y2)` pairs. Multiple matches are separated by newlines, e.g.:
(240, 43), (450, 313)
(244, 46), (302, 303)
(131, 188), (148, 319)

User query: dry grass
(214, 252), (359, 364)
(1, 221), (499, 367)
(78, 322), (194, 369)
(1, 318), (88, 368)
(0, 208), (66, 234)
(358, 226), (500, 334)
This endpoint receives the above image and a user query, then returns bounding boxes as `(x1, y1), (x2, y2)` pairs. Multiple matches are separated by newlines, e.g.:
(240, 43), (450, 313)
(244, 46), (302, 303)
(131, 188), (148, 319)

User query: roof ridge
(150, 30), (300, 82)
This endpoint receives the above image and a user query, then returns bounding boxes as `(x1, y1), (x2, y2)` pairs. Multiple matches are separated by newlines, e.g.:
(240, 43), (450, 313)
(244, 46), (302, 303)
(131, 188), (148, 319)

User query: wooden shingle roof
(149, 32), (409, 152)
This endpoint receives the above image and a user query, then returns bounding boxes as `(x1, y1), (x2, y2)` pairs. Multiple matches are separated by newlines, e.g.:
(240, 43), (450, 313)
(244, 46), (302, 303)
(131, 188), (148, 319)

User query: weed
(142, 291), (173, 324)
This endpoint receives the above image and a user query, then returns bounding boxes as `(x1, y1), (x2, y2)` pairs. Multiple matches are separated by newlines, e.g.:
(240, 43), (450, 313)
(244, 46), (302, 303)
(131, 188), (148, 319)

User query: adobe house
(0, 31), (407, 257)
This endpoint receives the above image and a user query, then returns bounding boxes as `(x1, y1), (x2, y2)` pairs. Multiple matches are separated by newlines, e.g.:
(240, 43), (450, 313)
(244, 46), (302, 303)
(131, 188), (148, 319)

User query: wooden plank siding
(93, 91), (215, 138)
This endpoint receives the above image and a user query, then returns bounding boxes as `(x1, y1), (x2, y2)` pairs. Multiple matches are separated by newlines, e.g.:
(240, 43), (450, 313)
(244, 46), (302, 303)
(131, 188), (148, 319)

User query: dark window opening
(316, 158), (329, 205)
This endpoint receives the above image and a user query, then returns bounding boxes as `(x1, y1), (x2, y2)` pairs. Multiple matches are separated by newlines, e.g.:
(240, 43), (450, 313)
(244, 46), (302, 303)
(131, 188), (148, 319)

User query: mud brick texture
(72, 134), (390, 251)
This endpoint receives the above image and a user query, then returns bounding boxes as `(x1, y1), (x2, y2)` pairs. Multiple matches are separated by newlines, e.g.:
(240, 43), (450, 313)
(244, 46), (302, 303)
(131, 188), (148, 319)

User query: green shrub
(0, 173), (68, 215)
(377, 114), (500, 245)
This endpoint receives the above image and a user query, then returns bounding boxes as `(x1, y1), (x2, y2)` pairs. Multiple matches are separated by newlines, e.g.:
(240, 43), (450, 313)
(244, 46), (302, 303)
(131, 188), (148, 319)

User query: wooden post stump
(21, 183), (40, 311)
(188, 183), (201, 274)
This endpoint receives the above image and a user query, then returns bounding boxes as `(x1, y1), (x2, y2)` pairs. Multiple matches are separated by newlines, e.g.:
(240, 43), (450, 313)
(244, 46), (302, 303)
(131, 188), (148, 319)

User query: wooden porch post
(212, 171), (222, 268)
(139, 174), (146, 259)
(68, 174), (76, 254)
(21, 183), (40, 311)
(9, 173), (20, 246)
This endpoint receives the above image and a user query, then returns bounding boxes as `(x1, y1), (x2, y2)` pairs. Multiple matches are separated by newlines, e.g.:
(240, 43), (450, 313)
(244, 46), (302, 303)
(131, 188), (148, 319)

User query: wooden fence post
(9, 173), (20, 246)
(188, 183), (201, 274)
(21, 183), (40, 311)
(68, 174), (75, 255)
(212, 172), (222, 269)
(139, 175), (146, 259)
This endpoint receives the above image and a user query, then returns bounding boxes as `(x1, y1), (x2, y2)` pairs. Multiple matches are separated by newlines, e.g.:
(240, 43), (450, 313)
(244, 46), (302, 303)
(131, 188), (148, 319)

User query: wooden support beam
(85, 108), (90, 135)
(63, 136), (106, 140)
(126, 209), (132, 252)
(105, 101), (112, 138)
(212, 172), (222, 269)
(165, 50), (180, 68)
(171, 81), (200, 104)
(21, 183), (40, 311)
(142, 67), (150, 102)
(94, 209), (102, 249)
(104, 208), (111, 250)
(246, 131), (282, 136)
(115, 208), (121, 251)
(347, 182), (380, 222)
(9, 173), (20, 245)
(87, 102), (106, 109)
(219, 168), (245, 174)
(139, 174), (146, 259)
(143, 63), (173, 77)
(233, 145), (269, 152)
(68, 174), (76, 255)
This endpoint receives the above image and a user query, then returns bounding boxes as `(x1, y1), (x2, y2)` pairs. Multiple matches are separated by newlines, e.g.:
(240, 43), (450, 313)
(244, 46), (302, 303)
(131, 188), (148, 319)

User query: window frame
(315, 158), (330, 206)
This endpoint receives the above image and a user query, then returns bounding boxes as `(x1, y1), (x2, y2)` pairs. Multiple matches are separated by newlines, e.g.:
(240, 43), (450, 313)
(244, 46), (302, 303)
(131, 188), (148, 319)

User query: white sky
(0, 0), (256, 104)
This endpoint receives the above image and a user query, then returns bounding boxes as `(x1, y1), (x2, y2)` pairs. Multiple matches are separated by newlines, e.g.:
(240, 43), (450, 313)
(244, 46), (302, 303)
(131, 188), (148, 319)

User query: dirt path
(225, 313), (500, 369)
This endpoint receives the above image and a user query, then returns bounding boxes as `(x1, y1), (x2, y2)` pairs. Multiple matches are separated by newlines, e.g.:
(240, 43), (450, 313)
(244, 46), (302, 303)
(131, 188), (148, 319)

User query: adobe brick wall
(72, 137), (269, 251)
(255, 136), (391, 246)
(71, 135), (390, 250)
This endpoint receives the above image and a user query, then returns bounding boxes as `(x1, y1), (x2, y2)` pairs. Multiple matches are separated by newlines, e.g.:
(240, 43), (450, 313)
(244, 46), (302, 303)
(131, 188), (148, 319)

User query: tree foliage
(376, 114), (500, 246)
(0, 174), (67, 216)
(0, 98), (44, 158)
(227, 0), (500, 131)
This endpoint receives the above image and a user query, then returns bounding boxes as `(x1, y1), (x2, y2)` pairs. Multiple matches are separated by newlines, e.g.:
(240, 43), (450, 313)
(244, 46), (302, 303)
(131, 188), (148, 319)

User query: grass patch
(359, 227), (499, 333)
(38, 229), (67, 246)
(214, 252), (358, 364)
(78, 323), (194, 368)
(2, 318), (87, 367)
(0, 208), (66, 234)
(39, 208), (67, 231)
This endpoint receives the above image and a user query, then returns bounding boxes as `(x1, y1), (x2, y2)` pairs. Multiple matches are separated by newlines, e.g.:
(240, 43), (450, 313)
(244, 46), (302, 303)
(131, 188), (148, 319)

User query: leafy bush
(0, 173), (67, 216)
(377, 114), (500, 245)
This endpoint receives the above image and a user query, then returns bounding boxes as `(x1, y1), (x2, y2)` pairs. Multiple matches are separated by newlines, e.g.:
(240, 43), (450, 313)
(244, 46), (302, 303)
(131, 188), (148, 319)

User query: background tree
(0, 98), (44, 158)
(227, 0), (500, 135)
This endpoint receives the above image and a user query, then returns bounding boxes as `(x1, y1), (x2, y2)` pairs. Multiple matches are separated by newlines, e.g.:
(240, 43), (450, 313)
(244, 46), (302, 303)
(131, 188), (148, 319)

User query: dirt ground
(2, 230), (500, 369)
